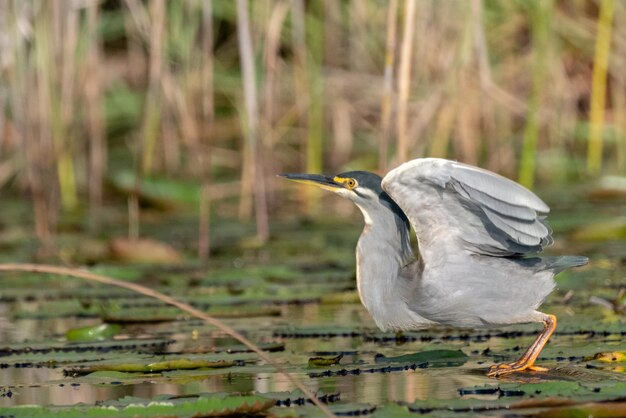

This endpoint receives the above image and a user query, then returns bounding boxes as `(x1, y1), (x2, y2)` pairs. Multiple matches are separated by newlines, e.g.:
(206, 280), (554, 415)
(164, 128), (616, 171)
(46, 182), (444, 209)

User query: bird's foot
(487, 362), (548, 378)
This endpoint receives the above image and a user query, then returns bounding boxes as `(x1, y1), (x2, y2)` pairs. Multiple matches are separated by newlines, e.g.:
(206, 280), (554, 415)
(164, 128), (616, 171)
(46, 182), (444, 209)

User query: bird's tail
(541, 255), (589, 273)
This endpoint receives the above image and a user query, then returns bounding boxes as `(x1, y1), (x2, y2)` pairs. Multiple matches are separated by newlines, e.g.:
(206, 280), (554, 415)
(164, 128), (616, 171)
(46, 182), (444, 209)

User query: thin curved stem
(0, 263), (336, 418)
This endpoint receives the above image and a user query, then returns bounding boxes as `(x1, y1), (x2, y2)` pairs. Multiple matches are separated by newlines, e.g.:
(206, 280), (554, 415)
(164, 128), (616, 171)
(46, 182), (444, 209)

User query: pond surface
(0, 189), (624, 416)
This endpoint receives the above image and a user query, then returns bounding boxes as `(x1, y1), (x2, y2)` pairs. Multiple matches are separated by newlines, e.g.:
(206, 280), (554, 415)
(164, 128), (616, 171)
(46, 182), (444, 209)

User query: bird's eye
(345, 178), (358, 190)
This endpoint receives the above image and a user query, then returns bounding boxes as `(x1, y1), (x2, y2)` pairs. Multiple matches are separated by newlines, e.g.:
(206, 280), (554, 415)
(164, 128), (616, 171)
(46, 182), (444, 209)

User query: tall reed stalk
(236, 0), (269, 243)
(379, 0), (398, 172)
(290, 0), (320, 213)
(587, 0), (615, 175)
(262, 1), (290, 204)
(305, 1), (324, 197)
(615, 3), (626, 173)
(198, 0), (215, 261)
(396, 0), (417, 164)
(518, 0), (552, 189)
(85, 1), (106, 232)
(8, 2), (53, 248)
(141, 0), (165, 176)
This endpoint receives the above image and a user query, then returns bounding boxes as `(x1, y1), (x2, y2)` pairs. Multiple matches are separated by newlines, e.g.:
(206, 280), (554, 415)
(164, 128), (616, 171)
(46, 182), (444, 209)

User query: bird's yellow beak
(279, 173), (346, 192)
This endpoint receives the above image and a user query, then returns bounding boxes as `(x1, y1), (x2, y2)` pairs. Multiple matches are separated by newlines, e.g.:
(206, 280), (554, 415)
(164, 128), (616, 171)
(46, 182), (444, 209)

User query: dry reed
(0, 1), (622, 251)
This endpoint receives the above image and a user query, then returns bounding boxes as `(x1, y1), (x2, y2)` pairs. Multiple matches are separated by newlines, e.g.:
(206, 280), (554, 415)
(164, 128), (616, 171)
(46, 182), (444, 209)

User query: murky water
(0, 192), (625, 416)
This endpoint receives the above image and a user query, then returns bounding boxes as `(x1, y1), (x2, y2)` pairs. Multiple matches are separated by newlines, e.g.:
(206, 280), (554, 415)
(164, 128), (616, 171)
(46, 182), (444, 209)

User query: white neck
(354, 201), (416, 330)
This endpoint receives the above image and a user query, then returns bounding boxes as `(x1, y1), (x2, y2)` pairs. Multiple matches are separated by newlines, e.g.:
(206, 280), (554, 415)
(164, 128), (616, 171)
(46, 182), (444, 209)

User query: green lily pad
(82, 370), (144, 381)
(0, 338), (174, 357)
(100, 306), (185, 323)
(0, 393), (275, 417)
(409, 381), (626, 413)
(66, 353), (246, 374)
(66, 323), (122, 342)
(0, 350), (122, 368)
(375, 349), (468, 367)
(97, 358), (235, 373)
(274, 326), (366, 338)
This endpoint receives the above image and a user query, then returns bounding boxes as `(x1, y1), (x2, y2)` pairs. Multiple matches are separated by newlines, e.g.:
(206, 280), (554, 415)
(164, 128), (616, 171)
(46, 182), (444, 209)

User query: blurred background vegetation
(0, 0), (624, 261)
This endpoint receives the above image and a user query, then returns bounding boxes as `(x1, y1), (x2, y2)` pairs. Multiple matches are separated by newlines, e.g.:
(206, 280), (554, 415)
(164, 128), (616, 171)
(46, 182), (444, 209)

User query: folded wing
(381, 158), (553, 257)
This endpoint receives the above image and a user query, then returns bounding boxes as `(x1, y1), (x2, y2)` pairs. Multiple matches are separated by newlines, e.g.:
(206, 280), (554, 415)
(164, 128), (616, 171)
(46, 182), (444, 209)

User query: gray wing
(381, 158), (553, 257)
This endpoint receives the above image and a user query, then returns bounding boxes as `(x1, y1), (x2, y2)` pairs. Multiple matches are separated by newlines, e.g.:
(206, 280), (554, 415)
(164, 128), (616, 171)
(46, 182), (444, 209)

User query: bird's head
(279, 170), (408, 225)
(280, 169), (414, 264)
(279, 171), (381, 202)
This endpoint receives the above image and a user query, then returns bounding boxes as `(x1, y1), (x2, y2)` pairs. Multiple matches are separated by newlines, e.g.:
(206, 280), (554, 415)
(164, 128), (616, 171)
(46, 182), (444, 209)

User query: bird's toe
(487, 362), (548, 378)
(486, 363), (514, 377)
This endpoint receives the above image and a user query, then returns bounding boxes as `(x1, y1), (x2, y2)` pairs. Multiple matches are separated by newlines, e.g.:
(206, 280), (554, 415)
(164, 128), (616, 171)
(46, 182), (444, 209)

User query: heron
(280, 158), (587, 377)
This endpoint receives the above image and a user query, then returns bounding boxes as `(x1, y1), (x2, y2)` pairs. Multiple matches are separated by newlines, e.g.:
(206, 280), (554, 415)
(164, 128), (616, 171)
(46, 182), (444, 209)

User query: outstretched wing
(381, 158), (553, 258)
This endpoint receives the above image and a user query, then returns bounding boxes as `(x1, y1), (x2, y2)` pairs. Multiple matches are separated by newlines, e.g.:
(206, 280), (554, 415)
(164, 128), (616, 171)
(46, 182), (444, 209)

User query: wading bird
(280, 158), (587, 377)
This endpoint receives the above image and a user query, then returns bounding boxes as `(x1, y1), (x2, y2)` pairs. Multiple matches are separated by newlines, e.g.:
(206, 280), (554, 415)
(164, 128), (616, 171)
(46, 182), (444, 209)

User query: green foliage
(105, 84), (144, 137)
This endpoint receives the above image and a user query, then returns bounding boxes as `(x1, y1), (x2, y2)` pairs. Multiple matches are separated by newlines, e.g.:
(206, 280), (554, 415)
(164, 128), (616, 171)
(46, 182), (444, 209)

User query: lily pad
(375, 349), (468, 368)
(308, 354), (343, 367)
(592, 351), (626, 363)
(0, 393), (274, 417)
(409, 381), (626, 413)
(65, 353), (249, 375)
(535, 401), (626, 418)
(66, 323), (122, 342)
(0, 338), (174, 357)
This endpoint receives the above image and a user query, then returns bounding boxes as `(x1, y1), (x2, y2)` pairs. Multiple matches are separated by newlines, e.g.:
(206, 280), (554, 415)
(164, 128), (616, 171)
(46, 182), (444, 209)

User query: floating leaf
(372, 404), (415, 418)
(308, 354), (343, 368)
(409, 381), (626, 414)
(274, 326), (365, 339)
(100, 306), (184, 323)
(206, 306), (282, 318)
(66, 323), (122, 342)
(592, 351), (626, 363)
(72, 356), (238, 374)
(0, 393), (274, 417)
(263, 390), (340, 407)
(375, 349), (468, 368)
(536, 401), (626, 418)
(0, 350), (119, 368)
(0, 338), (174, 357)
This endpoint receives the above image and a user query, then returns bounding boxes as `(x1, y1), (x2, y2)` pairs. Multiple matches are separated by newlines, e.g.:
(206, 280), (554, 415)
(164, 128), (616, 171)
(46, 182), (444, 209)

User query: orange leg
(487, 314), (556, 378)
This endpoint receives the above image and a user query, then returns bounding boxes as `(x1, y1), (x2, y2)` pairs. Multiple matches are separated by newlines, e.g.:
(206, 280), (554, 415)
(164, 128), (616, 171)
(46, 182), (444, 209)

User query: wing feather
(449, 163), (549, 212)
(382, 158), (553, 258)
(452, 180), (537, 221)
(481, 207), (544, 245)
